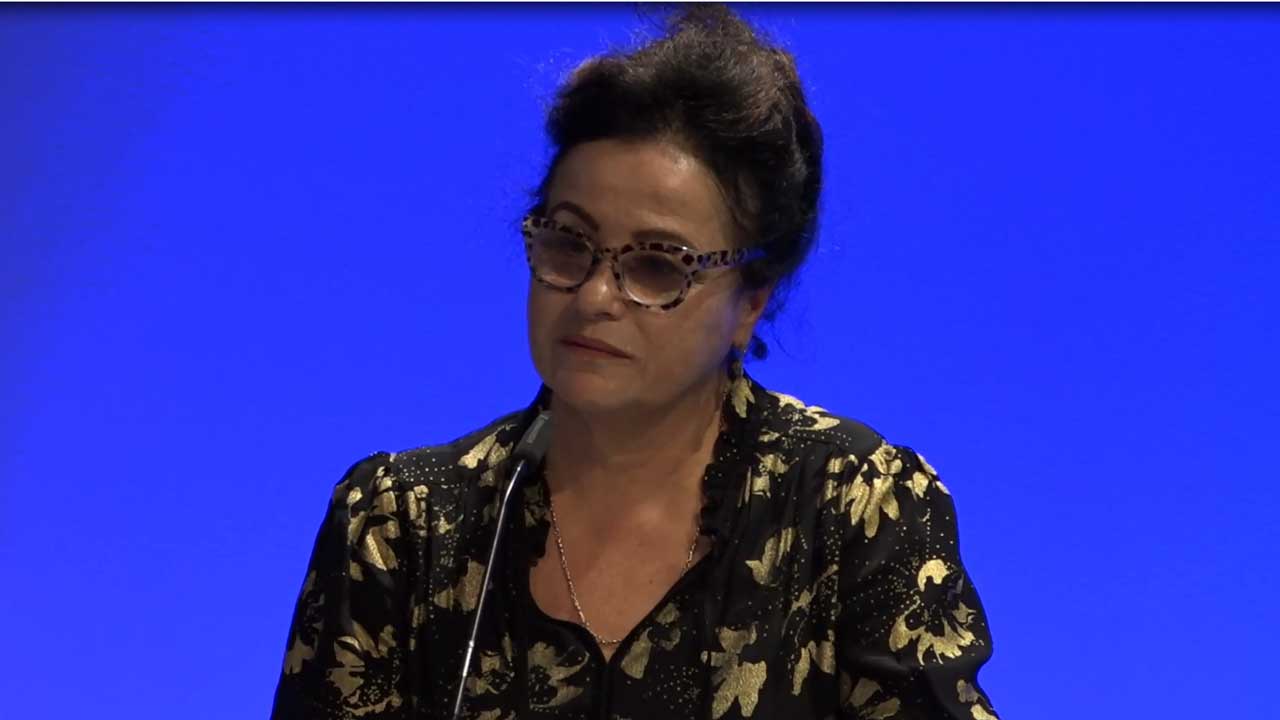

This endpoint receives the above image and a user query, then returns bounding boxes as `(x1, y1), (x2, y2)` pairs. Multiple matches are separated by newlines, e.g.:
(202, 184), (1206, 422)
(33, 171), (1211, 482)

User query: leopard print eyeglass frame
(521, 213), (767, 312)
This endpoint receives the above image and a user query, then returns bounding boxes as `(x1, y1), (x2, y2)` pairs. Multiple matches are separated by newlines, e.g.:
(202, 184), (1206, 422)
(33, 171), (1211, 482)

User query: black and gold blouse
(270, 368), (1000, 719)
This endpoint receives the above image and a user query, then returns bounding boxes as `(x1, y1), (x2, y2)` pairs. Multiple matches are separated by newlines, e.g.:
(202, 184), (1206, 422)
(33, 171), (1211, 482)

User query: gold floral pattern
(745, 526), (796, 586)
(889, 559), (979, 664)
(790, 628), (835, 696)
(619, 602), (682, 680)
(957, 679), (1001, 720)
(704, 625), (768, 718)
(527, 641), (589, 708)
(271, 371), (998, 719)
(825, 450), (902, 540)
(282, 570), (321, 674)
(839, 673), (902, 719)
(328, 620), (402, 715)
(432, 559), (485, 612)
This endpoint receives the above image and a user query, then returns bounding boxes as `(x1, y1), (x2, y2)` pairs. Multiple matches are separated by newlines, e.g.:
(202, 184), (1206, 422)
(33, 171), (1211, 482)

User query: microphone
(450, 411), (552, 720)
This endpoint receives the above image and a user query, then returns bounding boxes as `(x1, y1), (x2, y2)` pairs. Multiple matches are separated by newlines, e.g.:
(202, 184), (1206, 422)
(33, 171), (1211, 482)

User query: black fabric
(271, 369), (1000, 719)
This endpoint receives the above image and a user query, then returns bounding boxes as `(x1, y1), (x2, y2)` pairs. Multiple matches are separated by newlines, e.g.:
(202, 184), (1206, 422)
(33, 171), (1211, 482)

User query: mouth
(560, 335), (632, 359)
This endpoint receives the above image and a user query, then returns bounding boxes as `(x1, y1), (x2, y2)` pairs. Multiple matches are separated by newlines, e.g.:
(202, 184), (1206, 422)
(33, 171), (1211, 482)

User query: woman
(271, 6), (999, 719)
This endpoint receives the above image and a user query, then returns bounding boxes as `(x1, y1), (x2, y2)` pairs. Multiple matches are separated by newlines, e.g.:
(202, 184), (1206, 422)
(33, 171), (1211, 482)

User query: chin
(545, 366), (639, 413)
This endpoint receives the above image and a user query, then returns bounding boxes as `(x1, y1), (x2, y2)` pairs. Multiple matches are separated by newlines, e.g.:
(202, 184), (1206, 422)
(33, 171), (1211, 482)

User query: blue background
(2, 4), (1277, 718)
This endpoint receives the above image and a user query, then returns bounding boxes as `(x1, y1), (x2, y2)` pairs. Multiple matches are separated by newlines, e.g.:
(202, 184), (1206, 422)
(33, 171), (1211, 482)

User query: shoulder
(396, 408), (527, 480)
(760, 386), (886, 461)
(757, 385), (948, 500)
(329, 406), (530, 502)
(756, 392), (962, 570)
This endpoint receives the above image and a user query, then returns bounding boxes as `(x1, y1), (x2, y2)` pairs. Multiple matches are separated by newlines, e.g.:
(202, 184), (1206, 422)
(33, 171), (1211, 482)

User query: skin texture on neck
(543, 364), (727, 514)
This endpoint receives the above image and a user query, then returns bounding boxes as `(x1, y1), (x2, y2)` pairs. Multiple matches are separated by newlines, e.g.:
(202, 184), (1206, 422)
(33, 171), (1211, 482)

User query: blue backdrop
(2, 4), (1277, 718)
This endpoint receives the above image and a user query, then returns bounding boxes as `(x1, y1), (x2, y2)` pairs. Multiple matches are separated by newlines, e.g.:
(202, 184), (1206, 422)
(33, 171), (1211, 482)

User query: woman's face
(527, 137), (770, 415)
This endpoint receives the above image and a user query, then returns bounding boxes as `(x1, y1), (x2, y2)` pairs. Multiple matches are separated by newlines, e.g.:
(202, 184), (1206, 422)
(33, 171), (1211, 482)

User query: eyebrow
(547, 200), (702, 250)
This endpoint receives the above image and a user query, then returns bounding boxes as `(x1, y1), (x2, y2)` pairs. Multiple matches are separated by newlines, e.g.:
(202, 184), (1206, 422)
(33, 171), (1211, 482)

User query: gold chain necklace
(544, 380), (724, 646)
(546, 490), (700, 647)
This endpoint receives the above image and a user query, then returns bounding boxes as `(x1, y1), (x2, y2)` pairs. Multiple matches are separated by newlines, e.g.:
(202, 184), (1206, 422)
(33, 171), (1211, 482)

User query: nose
(574, 255), (627, 317)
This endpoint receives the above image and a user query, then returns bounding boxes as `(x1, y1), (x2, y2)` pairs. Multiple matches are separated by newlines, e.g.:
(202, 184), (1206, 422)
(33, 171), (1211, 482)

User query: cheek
(527, 284), (581, 359)
(702, 290), (743, 337)
(527, 284), (556, 350)
(642, 300), (737, 370)
(527, 286), (568, 385)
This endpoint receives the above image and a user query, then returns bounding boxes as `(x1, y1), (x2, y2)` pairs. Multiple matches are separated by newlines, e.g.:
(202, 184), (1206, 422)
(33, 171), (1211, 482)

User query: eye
(539, 229), (590, 258)
(529, 229), (594, 286)
(619, 251), (688, 305)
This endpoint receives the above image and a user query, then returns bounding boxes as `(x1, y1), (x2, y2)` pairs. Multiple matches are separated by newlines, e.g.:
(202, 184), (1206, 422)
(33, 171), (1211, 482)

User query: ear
(732, 284), (774, 349)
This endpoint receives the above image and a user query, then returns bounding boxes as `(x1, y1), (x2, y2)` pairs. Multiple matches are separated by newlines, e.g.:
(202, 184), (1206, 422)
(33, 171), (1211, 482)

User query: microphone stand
(449, 411), (552, 720)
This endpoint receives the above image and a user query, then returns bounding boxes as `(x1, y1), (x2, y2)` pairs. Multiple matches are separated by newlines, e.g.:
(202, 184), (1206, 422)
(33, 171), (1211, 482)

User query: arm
(270, 452), (411, 720)
(834, 442), (1000, 719)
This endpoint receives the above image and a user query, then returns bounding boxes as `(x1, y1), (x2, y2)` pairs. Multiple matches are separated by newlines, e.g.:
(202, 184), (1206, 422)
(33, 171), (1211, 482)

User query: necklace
(546, 490), (701, 647)
(543, 381), (723, 646)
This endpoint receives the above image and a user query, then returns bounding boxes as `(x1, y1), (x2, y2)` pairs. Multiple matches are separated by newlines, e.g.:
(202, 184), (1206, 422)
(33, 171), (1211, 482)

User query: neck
(544, 371), (728, 509)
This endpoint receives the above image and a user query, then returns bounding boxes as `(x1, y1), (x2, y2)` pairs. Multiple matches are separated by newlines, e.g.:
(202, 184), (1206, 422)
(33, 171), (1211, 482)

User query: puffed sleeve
(834, 441), (1000, 719)
(270, 452), (412, 720)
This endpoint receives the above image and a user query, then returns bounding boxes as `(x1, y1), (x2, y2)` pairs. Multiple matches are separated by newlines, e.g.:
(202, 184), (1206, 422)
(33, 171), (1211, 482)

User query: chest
(443, 504), (848, 719)
(461, 540), (845, 720)
(527, 525), (710, 661)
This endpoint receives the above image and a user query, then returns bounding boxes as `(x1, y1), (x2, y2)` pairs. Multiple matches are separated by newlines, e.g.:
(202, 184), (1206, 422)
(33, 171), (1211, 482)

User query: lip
(560, 334), (632, 359)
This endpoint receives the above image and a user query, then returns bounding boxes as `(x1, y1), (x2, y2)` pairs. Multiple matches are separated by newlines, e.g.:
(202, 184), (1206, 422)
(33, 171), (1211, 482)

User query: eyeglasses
(521, 213), (765, 311)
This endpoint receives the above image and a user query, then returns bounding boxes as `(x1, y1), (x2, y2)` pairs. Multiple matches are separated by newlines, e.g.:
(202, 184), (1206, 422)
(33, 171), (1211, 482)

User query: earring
(726, 343), (746, 381)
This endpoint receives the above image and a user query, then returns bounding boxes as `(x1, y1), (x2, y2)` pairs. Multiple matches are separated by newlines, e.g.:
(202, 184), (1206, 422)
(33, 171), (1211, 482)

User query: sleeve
(270, 452), (411, 720)
(834, 441), (1000, 720)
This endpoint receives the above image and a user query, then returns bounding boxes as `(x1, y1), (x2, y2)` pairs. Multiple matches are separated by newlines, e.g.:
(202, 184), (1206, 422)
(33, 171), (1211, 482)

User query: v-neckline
(502, 364), (767, 680)
(515, 492), (717, 671)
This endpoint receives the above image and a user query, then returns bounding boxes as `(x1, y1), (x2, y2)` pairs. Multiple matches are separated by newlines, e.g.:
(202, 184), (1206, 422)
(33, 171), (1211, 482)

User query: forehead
(546, 138), (736, 247)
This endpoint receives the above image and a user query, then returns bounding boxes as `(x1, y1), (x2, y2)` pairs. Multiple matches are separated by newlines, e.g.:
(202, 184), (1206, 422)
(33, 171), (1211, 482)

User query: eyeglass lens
(528, 227), (689, 307)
